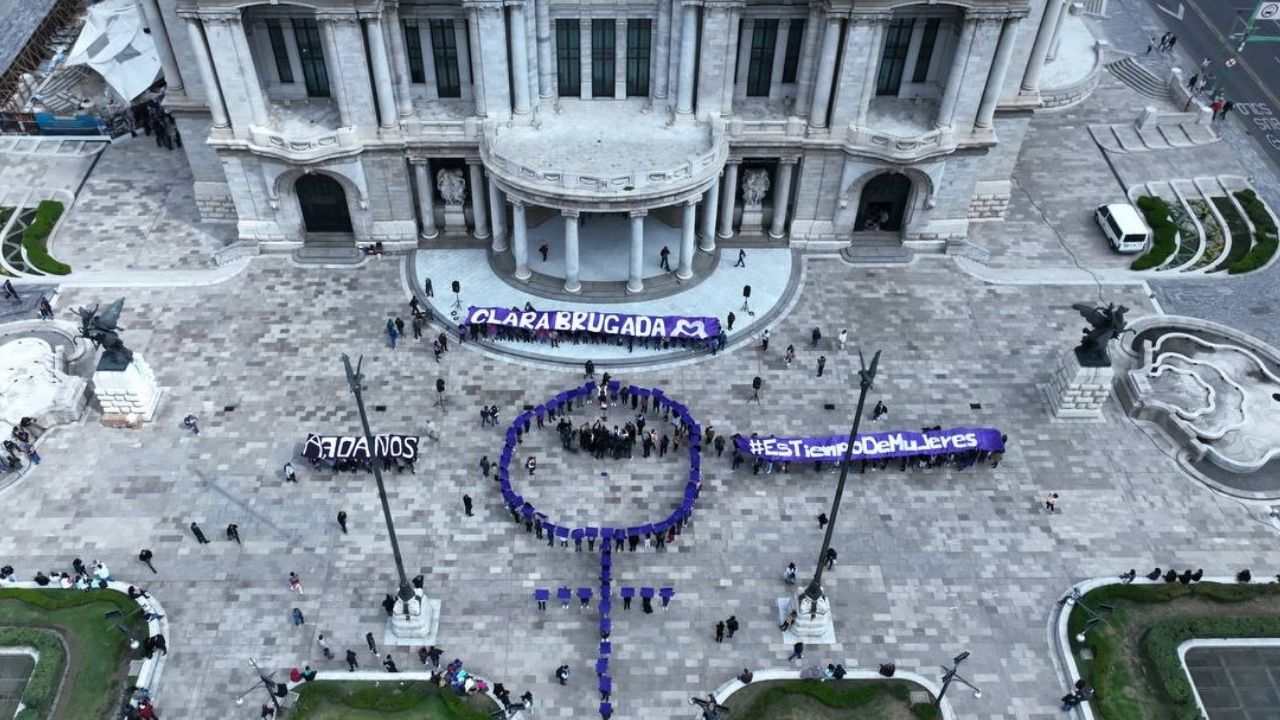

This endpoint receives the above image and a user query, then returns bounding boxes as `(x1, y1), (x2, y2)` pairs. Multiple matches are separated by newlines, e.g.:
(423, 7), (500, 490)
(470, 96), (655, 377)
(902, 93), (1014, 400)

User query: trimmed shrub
(1229, 189), (1279, 274)
(20, 200), (70, 276)
(1131, 196), (1178, 270)
(0, 626), (67, 718)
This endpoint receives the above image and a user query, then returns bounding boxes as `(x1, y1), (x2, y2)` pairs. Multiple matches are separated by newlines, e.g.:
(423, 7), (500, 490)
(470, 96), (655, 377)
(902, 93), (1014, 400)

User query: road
(1143, 0), (1280, 169)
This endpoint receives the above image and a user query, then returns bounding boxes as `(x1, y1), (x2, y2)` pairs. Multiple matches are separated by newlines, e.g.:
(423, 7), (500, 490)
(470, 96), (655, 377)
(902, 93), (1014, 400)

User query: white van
(1094, 204), (1151, 254)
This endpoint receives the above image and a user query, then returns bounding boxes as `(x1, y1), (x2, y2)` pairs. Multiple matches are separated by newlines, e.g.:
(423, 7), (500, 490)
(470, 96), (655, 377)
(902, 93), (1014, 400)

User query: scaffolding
(0, 0), (85, 112)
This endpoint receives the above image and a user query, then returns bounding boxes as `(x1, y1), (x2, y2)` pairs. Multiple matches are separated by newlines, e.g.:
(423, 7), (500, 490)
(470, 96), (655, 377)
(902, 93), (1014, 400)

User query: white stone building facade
(145, 0), (1086, 290)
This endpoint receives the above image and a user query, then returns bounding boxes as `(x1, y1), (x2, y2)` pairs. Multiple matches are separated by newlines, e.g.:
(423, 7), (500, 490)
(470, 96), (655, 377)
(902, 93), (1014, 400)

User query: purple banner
(465, 306), (720, 340)
(735, 427), (1005, 462)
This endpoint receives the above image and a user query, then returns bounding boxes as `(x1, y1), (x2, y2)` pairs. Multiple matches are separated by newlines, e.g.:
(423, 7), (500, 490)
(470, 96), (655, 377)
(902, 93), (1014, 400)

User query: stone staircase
(0, 136), (110, 158)
(1089, 117), (1218, 153)
(840, 232), (913, 265)
(1105, 57), (1170, 100)
(291, 233), (363, 266)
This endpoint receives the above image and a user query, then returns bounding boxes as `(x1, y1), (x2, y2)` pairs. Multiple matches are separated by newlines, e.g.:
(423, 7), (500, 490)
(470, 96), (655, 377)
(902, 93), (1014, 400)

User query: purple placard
(465, 306), (720, 340)
(735, 427), (1005, 462)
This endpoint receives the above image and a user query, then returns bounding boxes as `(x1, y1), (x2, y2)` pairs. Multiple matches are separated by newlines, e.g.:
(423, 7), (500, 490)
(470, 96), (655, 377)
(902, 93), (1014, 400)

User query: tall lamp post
(238, 657), (280, 712)
(791, 350), (880, 636)
(341, 354), (417, 617)
(937, 650), (982, 706)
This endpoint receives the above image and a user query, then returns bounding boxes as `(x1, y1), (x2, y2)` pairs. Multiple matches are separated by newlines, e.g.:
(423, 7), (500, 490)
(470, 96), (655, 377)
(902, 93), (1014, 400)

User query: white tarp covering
(64, 0), (160, 101)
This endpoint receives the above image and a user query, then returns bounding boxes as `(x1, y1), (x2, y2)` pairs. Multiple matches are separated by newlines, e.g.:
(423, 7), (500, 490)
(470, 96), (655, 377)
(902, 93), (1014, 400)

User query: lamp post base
(383, 591), (441, 646)
(778, 591), (836, 644)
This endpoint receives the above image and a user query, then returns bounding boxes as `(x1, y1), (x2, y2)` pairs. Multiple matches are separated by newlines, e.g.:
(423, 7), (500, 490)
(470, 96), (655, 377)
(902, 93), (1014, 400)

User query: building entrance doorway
(297, 173), (353, 234)
(854, 172), (912, 233)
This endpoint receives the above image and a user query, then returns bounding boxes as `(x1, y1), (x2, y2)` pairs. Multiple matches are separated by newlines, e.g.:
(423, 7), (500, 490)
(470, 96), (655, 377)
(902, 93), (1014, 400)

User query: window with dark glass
(625, 19), (651, 97)
(556, 19), (581, 96)
(404, 22), (425, 84)
(266, 20), (293, 83)
(911, 19), (940, 83)
(291, 18), (329, 97)
(781, 20), (805, 83)
(875, 18), (914, 96)
(746, 19), (778, 97)
(591, 19), (616, 97)
(430, 20), (461, 97)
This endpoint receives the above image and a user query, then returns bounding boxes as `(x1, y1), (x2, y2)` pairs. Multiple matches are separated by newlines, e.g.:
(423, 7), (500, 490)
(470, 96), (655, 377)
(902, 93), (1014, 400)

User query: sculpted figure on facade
(742, 169), (771, 207)
(437, 168), (467, 206)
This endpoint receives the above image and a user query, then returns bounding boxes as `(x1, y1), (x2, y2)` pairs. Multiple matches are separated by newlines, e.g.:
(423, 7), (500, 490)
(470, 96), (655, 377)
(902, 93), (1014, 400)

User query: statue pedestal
(92, 354), (160, 428)
(777, 591), (836, 645)
(1046, 349), (1114, 419)
(383, 590), (441, 646)
(741, 203), (766, 234)
(443, 204), (468, 235)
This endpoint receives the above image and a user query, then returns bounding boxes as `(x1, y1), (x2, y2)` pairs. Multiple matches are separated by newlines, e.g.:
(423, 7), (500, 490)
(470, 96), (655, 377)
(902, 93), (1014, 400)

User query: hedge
(732, 679), (938, 720)
(20, 200), (70, 276)
(0, 626), (67, 720)
(1130, 196), (1178, 271)
(1229, 189), (1279, 274)
(291, 680), (497, 720)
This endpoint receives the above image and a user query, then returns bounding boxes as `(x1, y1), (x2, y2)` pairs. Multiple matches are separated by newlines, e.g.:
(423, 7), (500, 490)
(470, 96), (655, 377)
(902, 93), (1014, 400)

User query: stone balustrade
(245, 125), (362, 163)
(845, 124), (956, 163)
(726, 116), (807, 139)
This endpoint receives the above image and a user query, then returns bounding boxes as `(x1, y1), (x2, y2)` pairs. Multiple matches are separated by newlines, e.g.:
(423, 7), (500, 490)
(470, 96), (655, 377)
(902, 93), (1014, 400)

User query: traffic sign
(1255, 1), (1280, 20)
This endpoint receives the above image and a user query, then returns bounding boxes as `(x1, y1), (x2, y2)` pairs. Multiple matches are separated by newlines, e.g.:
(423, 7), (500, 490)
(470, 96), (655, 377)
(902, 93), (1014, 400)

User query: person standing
(382, 594), (396, 616)
(810, 327), (821, 348)
(1157, 32), (1170, 52)
(539, 243), (550, 262)
(424, 278), (434, 297)
(726, 312), (736, 331)
(289, 572), (304, 594)
(1167, 34), (1178, 52)
(283, 462), (296, 483)
(386, 319), (399, 349)
(824, 548), (838, 569)
(726, 616), (739, 638)
(480, 456), (491, 479)
(788, 642), (804, 662)
(1045, 492), (1059, 513)
(761, 329), (770, 352)
(816, 356), (826, 377)
(346, 649), (359, 671)
(659, 246), (671, 271)
(734, 249), (746, 267)
(714, 435), (725, 457)
(138, 549), (156, 573)
(411, 315), (423, 340)
(837, 329), (848, 351)
(585, 360), (595, 379)
(1145, 36), (1156, 54)
(872, 401), (888, 423)
(226, 523), (241, 544)
(555, 664), (570, 685)
(817, 513), (828, 529)
(190, 522), (210, 544)
(463, 494), (473, 517)
(366, 632), (378, 655)
(394, 316), (406, 339)
(318, 634), (334, 660)
(337, 510), (349, 534)
(384, 655), (399, 672)
(715, 621), (725, 643)
(526, 456), (537, 475)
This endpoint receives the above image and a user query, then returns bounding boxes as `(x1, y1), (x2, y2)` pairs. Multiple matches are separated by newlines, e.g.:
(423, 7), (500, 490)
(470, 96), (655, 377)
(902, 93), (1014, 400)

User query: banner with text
(735, 427), (1005, 462)
(302, 434), (420, 461)
(465, 306), (720, 340)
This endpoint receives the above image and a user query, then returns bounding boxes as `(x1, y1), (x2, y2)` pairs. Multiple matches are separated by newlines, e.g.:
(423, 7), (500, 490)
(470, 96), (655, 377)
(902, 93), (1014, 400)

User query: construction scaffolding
(0, 0), (85, 113)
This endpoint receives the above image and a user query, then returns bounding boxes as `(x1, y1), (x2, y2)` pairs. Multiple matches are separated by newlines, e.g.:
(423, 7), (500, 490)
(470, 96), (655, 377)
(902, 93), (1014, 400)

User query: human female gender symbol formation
(496, 382), (703, 719)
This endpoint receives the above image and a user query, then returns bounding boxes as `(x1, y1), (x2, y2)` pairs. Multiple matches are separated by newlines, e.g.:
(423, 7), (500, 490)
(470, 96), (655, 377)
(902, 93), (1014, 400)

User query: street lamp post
(341, 354), (417, 618)
(800, 350), (880, 609)
(246, 657), (280, 713)
(937, 651), (982, 706)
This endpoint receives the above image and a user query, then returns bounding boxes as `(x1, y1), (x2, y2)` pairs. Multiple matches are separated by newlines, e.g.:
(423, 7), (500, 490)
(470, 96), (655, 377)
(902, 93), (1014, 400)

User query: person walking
(585, 360), (595, 379)
(837, 329), (847, 351)
(1167, 34), (1178, 52)
(539, 243), (550, 262)
(190, 522), (210, 544)
(291, 608), (305, 626)
(226, 523), (241, 544)
(283, 462), (296, 483)
(480, 455), (491, 479)
(810, 327), (821, 348)
(726, 312), (736, 331)
(659, 246), (671, 271)
(526, 456), (537, 475)
(138, 549), (157, 573)
(872, 401), (888, 423)
(183, 414), (200, 434)
(337, 510), (349, 534)
(824, 548), (838, 569)
(318, 634), (334, 660)
(386, 319), (399, 349)
(289, 572), (304, 594)
(382, 593), (396, 616)
(555, 664), (570, 685)
(1157, 32), (1170, 52)
(788, 642), (804, 662)
(817, 355), (826, 377)
(1145, 36), (1156, 54)
(1045, 492), (1059, 513)
(715, 621), (725, 643)
(761, 329), (770, 352)
(394, 317), (406, 339)
(734, 248), (746, 267)
(726, 616), (739, 638)
(817, 513), (828, 529)
(346, 649), (359, 671)
(366, 632), (378, 655)
(784, 345), (795, 368)
(424, 278), (434, 297)
(463, 494), (473, 517)
(714, 435), (725, 457)
(411, 315), (423, 340)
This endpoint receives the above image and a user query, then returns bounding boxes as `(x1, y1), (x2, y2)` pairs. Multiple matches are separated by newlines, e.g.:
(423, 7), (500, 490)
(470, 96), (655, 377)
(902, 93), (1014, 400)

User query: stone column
(936, 18), (978, 129)
(183, 18), (229, 130)
(975, 18), (1020, 130)
(138, 0), (184, 92)
(579, 19), (593, 98)
(365, 16), (399, 128)
(227, 16), (269, 126)
(1046, 0), (1069, 61)
(769, 160), (795, 239)
(807, 16), (842, 128)
(718, 160), (739, 238)
(653, 0), (672, 101)
(678, 200), (697, 279)
(1021, 0), (1066, 95)
(767, 19), (790, 100)
(413, 160), (439, 239)
(831, 17), (886, 129)
(319, 17), (353, 127)
(512, 200), (531, 280)
(628, 211), (646, 293)
(615, 18), (629, 99)
(676, 2), (699, 115)
(465, 8), (486, 113)
(488, 179), (508, 252)
(563, 210), (581, 293)
(792, 6), (822, 115)
(699, 174), (720, 251)
(466, 0), (512, 116)
(721, 7), (743, 112)
(385, 9), (415, 118)
(534, 0), (554, 99)
(468, 162), (491, 239)
(509, 1), (532, 114)
(854, 20), (886, 126)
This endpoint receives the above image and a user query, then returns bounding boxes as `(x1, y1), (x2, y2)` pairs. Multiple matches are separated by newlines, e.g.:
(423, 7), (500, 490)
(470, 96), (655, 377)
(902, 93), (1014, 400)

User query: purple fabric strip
(465, 306), (721, 340)
(734, 427), (1006, 462)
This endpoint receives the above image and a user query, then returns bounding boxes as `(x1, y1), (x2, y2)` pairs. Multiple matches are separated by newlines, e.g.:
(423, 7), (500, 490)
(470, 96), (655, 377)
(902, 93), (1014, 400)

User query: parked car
(1095, 203), (1151, 253)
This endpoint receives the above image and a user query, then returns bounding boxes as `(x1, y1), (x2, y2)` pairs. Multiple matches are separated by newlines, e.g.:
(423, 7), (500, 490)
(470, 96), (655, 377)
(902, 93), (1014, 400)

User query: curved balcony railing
(481, 122), (727, 199)
(845, 124), (956, 163)
(245, 125), (362, 163)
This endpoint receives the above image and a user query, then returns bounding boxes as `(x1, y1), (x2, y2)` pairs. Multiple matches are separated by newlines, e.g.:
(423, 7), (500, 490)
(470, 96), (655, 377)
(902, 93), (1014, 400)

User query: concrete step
(841, 234), (913, 265)
(1105, 58), (1169, 100)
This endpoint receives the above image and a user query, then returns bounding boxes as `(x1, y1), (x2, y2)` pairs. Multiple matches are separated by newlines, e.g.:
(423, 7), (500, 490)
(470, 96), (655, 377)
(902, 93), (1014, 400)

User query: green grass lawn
(290, 680), (500, 720)
(0, 588), (147, 720)
(1069, 581), (1280, 720)
(725, 678), (939, 720)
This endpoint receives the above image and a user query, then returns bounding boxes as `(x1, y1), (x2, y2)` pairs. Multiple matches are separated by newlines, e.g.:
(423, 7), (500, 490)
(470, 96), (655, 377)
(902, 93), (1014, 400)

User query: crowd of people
(1, 417), (44, 474)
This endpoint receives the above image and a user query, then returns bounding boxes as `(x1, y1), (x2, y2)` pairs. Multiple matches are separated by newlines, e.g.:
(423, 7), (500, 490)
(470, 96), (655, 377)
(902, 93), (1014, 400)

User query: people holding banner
(463, 306), (722, 354)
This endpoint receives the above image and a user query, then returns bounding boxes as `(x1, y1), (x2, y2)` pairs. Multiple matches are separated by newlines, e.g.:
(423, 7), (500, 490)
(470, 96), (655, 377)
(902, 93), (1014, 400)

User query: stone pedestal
(1047, 349), (1114, 419)
(442, 204), (468, 235)
(383, 589), (441, 646)
(741, 203), (766, 234)
(778, 590), (836, 645)
(92, 354), (161, 427)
